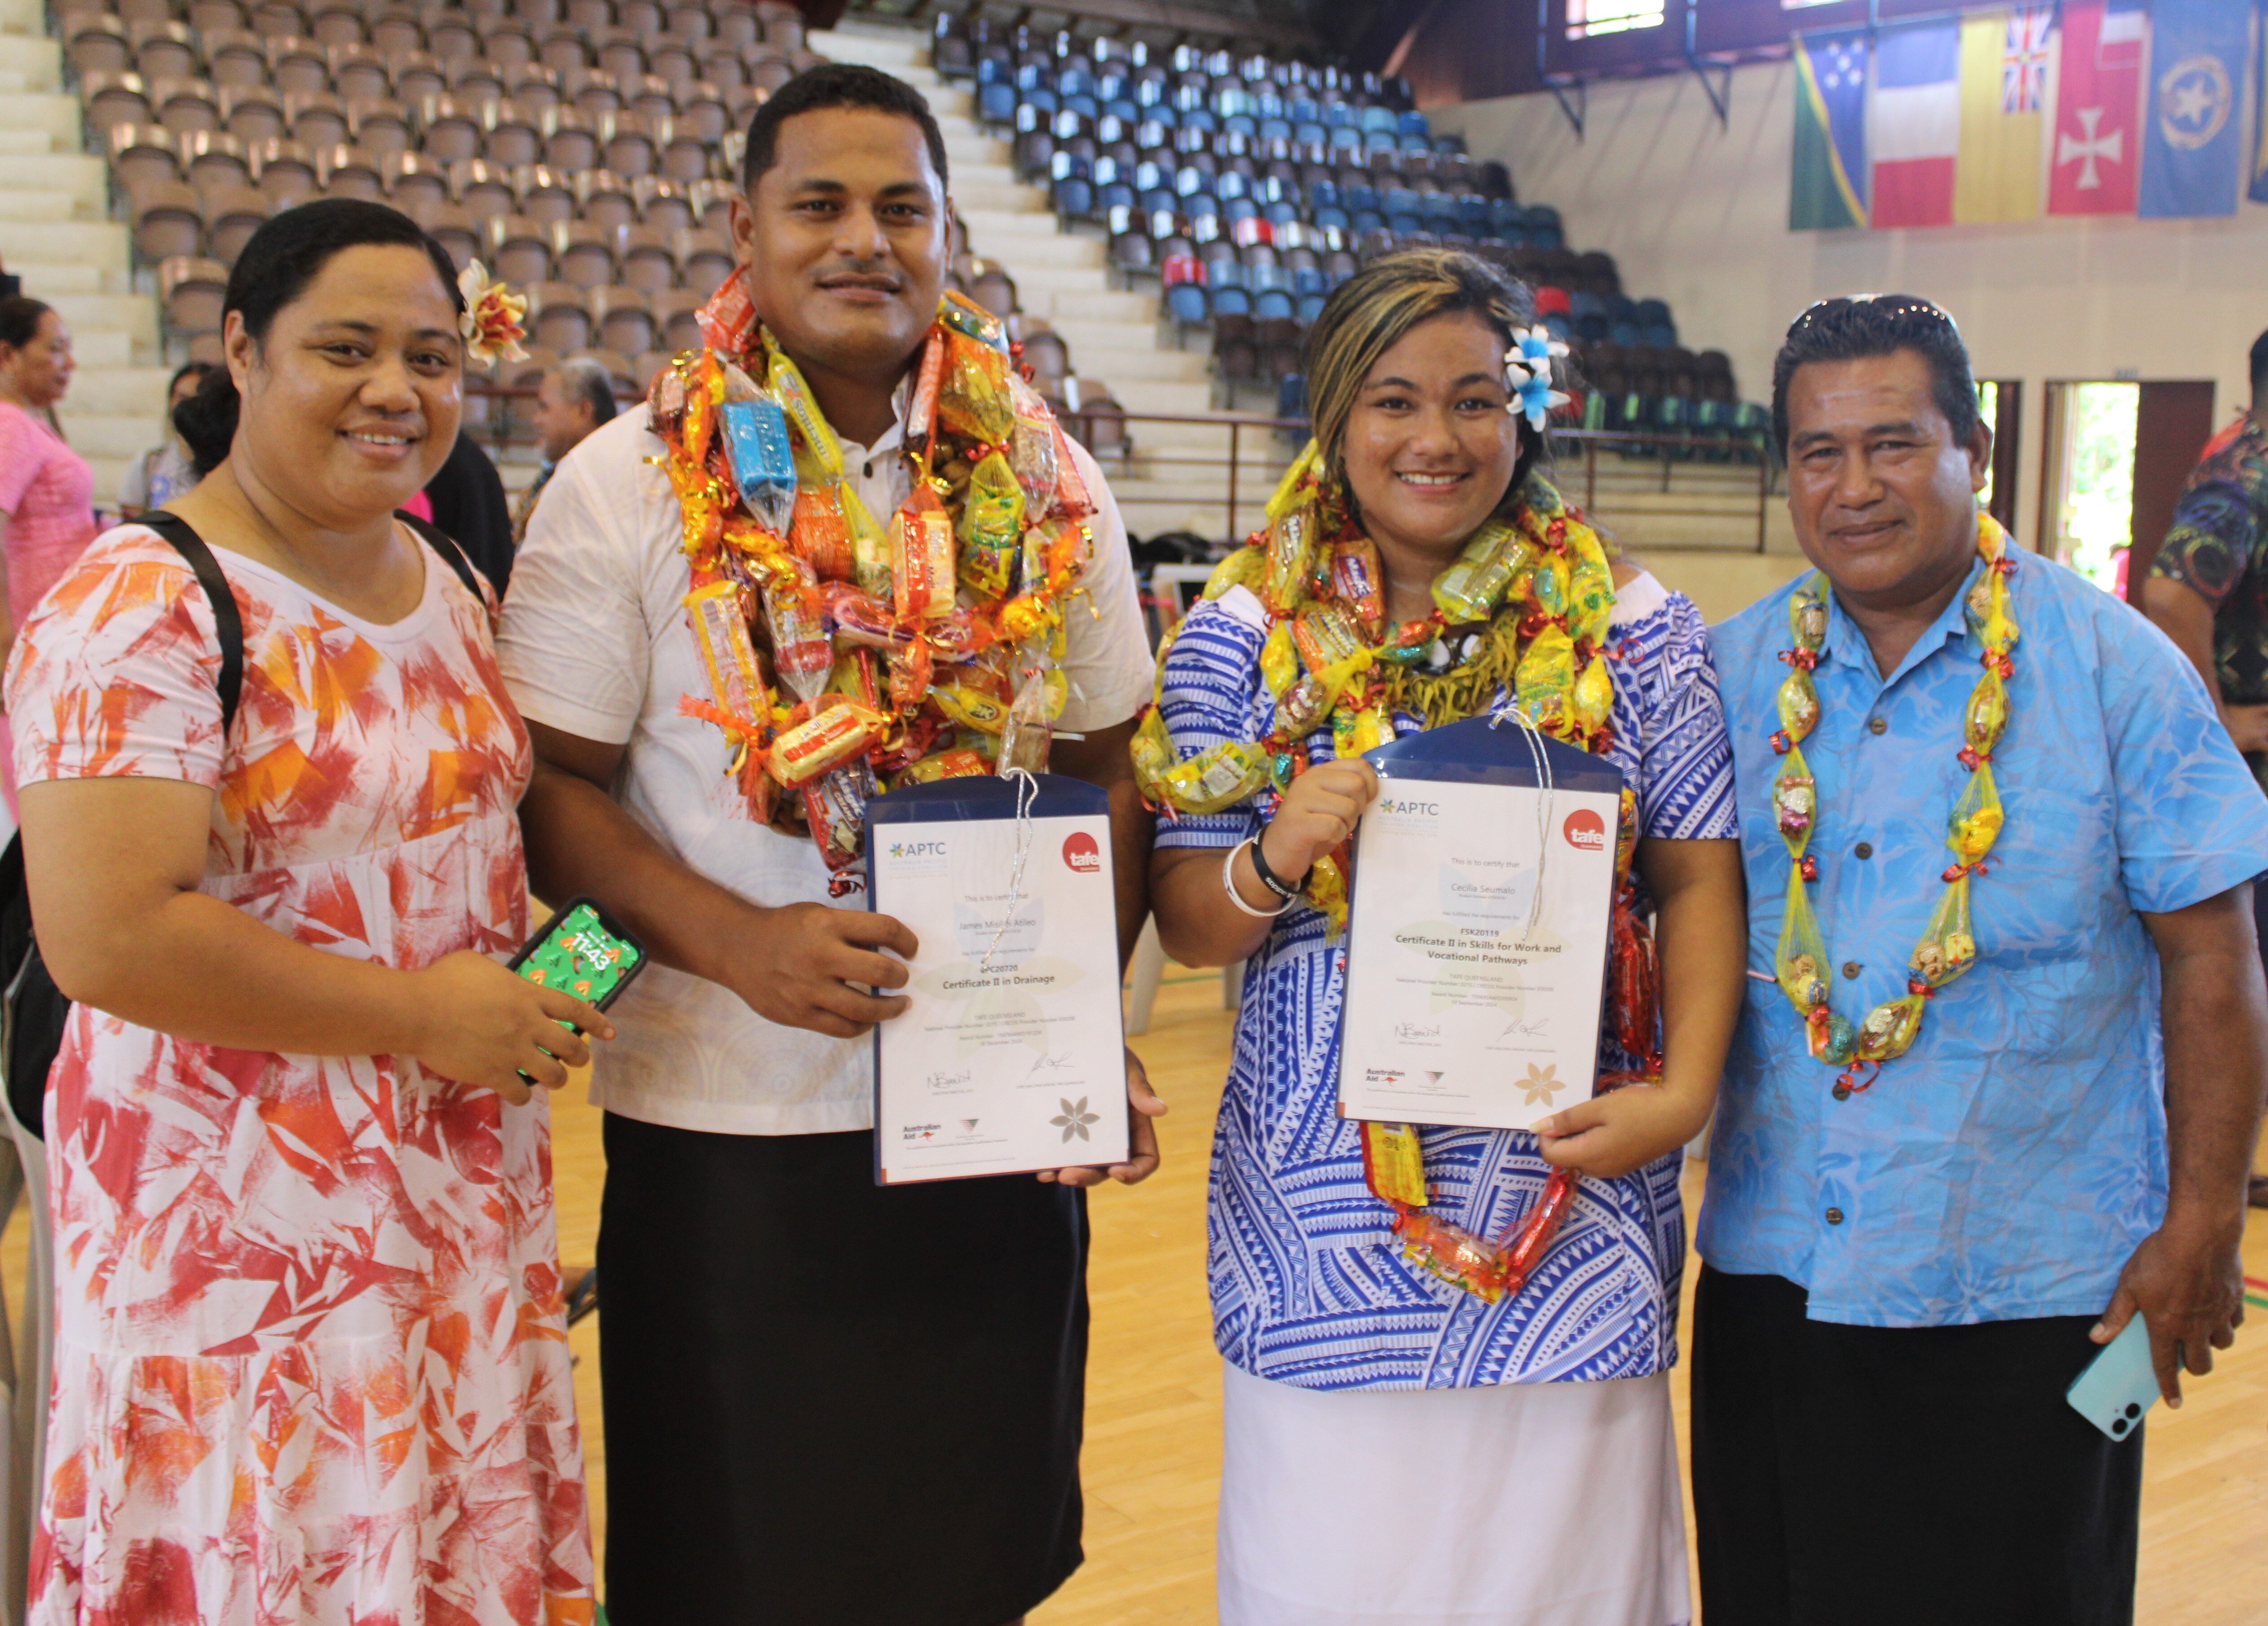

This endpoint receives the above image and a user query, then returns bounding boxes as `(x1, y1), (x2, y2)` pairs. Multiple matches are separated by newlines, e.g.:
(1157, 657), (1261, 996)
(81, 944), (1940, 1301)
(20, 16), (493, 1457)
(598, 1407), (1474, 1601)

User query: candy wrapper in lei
(789, 483), (854, 583)
(765, 344), (843, 482)
(803, 757), (877, 891)
(938, 331), (1016, 445)
(998, 671), (1053, 775)
(1330, 537), (1385, 634)
(841, 482), (893, 599)
(719, 397), (798, 536)
(1513, 624), (1577, 736)
(1431, 519), (1527, 624)
(892, 483), (958, 622)
(761, 563), (833, 704)
(768, 700), (887, 787)
(1005, 373), (1060, 511)
(685, 581), (768, 735)
(957, 449), (1025, 597)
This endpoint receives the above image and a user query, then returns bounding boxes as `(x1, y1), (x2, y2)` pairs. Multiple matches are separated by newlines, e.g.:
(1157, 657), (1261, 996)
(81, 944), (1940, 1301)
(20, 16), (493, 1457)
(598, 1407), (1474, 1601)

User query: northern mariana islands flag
(2139, 0), (2246, 218)
(1870, 20), (1962, 227)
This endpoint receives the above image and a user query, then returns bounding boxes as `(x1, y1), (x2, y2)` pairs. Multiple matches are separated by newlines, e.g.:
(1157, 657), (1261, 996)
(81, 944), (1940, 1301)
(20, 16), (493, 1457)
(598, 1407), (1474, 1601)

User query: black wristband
(1248, 832), (1308, 902)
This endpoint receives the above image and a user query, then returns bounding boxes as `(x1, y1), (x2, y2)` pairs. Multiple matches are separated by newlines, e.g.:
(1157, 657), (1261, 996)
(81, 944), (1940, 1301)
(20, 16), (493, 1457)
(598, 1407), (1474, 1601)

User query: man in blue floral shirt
(1698, 296), (2268, 1626)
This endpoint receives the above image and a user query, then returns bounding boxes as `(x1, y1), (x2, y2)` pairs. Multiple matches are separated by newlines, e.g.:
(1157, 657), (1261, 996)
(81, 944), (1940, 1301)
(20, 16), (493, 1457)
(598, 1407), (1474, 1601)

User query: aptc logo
(889, 840), (948, 861)
(1378, 796), (1439, 817)
(1562, 809), (1607, 852)
(1062, 831), (1102, 874)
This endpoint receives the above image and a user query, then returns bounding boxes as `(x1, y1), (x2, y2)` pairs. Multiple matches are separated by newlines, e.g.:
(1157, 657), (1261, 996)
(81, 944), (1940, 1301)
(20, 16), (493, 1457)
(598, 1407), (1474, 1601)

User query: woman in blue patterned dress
(1147, 252), (1747, 1625)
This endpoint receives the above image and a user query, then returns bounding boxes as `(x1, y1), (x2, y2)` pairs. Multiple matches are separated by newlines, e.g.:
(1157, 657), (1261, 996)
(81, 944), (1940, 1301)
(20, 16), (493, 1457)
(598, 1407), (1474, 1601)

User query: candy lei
(1136, 443), (1667, 1304)
(648, 279), (1099, 888)
(1769, 512), (2017, 1097)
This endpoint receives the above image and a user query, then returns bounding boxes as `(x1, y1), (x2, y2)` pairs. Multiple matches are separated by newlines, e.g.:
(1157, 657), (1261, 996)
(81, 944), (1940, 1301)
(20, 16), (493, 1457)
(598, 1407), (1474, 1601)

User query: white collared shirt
(496, 400), (1153, 1136)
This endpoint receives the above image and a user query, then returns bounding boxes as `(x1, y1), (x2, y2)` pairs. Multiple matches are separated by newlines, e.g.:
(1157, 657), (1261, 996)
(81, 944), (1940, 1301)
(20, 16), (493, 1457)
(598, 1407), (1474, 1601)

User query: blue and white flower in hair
(1503, 326), (1571, 430)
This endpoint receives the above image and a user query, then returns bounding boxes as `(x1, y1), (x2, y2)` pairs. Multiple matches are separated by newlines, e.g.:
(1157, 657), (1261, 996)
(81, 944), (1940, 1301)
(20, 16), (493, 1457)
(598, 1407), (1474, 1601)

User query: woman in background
(118, 359), (216, 517)
(0, 296), (92, 816)
(8, 199), (602, 1626)
(1147, 251), (1746, 1626)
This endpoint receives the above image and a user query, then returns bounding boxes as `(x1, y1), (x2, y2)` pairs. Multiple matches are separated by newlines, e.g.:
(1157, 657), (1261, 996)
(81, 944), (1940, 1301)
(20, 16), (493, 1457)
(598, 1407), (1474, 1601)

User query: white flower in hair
(456, 258), (529, 367)
(1504, 326), (1571, 431)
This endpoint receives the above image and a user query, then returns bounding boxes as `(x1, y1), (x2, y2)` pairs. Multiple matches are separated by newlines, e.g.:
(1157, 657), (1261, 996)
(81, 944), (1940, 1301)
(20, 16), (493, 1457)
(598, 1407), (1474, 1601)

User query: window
(1566, 0), (1665, 40)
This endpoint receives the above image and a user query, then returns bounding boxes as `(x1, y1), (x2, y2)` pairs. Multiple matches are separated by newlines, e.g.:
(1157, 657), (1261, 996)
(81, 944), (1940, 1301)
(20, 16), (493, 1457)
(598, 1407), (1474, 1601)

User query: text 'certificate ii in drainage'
(1337, 775), (1620, 1132)
(869, 774), (1129, 1184)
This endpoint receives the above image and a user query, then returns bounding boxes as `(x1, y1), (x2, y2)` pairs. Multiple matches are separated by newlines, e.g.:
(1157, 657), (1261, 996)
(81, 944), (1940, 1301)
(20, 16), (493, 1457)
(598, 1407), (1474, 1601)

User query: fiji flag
(1791, 30), (1869, 230)
(2139, 0), (2246, 218)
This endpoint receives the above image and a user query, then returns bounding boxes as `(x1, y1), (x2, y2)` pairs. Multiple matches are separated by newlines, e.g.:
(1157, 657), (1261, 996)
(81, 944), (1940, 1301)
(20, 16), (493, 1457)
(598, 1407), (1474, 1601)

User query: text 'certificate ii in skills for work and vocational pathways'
(1337, 721), (1622, 1133)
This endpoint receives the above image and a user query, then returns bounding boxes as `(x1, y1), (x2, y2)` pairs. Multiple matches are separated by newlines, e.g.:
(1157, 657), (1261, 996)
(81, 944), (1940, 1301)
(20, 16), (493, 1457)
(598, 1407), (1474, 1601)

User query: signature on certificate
(1025, 1052), (1073, 1079)
(1496, 1017), (1549, 1040)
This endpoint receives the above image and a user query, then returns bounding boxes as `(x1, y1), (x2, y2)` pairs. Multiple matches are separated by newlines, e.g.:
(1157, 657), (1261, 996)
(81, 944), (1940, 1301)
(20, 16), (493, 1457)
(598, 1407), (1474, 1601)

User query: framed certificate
(1337, 717), (1624, 1132)
(867, 773), (1131, 1183)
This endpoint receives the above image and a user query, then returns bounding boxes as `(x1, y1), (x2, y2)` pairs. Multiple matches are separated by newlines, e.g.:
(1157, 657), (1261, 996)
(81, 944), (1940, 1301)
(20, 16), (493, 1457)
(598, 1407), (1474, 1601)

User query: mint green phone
(2065, 1317), (2158, 1442)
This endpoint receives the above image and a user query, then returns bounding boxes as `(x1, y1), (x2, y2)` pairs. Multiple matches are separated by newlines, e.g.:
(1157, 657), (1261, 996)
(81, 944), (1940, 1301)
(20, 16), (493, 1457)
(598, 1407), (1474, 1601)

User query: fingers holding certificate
(1041, 1045), (1168, 1188)
(868, 772), (1137, 1184)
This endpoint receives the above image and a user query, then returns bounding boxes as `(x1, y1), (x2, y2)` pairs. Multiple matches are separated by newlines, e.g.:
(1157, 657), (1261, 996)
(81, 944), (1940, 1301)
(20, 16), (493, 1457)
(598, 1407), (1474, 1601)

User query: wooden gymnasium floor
(549, 967), (2268, 1623)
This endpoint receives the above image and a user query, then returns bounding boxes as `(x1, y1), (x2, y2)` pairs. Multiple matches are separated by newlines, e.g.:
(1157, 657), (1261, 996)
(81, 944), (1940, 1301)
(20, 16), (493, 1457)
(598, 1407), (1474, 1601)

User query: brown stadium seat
(187, 0), (247, 35)
(577, 168), (636, 233)
(285, 89), (349, 150)
(129, 21), (199, 84)
(528, 282), (592, 353)
(619, 222), (677, 294)
(423, 201), (482, 271)
(631, 176), (693, 234)
(673, 226), (733, 294)
(542, 106), (600, 172)
(382, 149), (449, 211)
(249, 0), (306, 38)
(425, 11), (478, 65)
(480, 18), (536, 71)
(314, 142), (381, 200)
(490, 213), (553, 287)
(676, 81), (731, 144)
(417, 94), (484, 165)
(554, 218), (618, 291)
(392, 52), (447, 105)
(593, 286), (658, 358)
(515, 163), (577, 226)
(601, 110), (656, 181)
(450, 157), (516, 225)
(308, 0), (366, 49)
(484, 100), (543, 169)
(269, 37), (331, 99)
(250, 136), (320, 205)
(152, 78), (222, 138)
(331, 44), (393, 104)
(653, 287), (703, 352)
(180, 129), (251, 191)
(65, 15), (131, 78)
(203, 184), (271, 264)
(595, 28), (646, 85)
(368, 6), (424, 57)
(448, 58), (507, 109)
(349, 96), (414, 158)
(160, 255), (229, 336)
(129, 179), (206, 263)
(221, 84), (286, 145)
(82, 71), (154, 134)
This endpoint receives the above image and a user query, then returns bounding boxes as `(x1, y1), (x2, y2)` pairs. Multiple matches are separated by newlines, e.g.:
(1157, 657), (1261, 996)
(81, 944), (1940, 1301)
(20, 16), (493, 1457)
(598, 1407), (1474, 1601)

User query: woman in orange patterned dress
(4, 201), (607, 1625)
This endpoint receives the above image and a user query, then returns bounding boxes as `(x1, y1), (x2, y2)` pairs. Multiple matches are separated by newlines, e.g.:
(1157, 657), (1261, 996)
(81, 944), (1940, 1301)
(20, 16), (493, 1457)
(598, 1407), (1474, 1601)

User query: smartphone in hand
(2066, 1317), (2158, 1443)
(510, 897), (647, 1027)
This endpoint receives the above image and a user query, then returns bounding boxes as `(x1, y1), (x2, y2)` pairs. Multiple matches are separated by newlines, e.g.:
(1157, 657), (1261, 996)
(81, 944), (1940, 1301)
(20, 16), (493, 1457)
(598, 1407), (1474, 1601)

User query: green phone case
(511, 898), (646, 1014)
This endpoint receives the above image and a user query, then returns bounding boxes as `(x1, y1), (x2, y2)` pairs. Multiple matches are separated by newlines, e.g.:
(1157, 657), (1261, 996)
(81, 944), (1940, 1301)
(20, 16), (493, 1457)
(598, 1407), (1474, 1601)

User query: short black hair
(1771, 295), (1982, 456)
(740, 62), (949, 196)
(2250, 327), (2268, 397)
(175, 199), (462, 476)
(0, 296), (53, 352)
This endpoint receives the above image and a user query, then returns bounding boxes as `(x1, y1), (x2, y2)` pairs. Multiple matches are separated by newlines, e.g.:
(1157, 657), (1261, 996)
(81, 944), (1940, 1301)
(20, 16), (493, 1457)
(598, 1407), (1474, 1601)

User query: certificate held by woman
(1338, 717), (1623, 1131)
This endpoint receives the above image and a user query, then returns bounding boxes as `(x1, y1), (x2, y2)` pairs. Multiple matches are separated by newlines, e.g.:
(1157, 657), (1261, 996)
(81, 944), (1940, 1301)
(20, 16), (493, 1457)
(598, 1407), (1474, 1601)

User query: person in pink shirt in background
(0, 296), (93, 815)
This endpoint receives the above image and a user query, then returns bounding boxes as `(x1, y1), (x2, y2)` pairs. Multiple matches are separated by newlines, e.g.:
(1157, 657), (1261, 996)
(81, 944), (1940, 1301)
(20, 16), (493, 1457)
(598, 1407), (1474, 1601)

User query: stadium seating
(928, 14), (1766, 453)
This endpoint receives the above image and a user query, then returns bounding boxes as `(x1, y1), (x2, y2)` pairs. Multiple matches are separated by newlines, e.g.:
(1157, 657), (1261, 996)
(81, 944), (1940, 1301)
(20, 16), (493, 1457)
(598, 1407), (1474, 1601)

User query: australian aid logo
(1062, 831), (1103, 875)
(1562, 809), (1608, 853)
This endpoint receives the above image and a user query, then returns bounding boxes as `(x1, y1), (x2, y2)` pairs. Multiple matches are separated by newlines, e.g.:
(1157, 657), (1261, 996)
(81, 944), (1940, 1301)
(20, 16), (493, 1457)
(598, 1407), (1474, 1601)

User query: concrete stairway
(0, 0), (169, 505)
(812, 17), (1285, 543)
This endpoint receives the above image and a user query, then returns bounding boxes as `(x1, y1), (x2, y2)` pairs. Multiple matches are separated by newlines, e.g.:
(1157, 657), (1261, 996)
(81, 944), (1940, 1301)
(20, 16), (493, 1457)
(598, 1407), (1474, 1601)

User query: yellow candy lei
(1768, 512), (2019, 1096)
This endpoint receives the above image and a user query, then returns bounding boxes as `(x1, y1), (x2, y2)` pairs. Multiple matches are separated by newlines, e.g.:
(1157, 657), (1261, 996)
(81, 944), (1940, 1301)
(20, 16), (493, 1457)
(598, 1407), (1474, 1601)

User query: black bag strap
(137, 509), (245, 738)
(395, 510), (484, 602)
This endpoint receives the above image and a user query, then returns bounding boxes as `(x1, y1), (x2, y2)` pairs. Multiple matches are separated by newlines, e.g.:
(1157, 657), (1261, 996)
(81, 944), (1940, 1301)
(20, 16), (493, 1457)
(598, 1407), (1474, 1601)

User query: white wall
(1430, 60), (2268, 552)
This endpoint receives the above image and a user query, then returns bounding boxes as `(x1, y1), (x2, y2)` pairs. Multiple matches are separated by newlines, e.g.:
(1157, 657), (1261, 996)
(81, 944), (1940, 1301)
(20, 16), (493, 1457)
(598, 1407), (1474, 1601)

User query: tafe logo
(889, 840), (948, 860)
(1062, 831), (1103, 874)
(1379, 797), (1439, 817)
(1562, 809), (1607, 852)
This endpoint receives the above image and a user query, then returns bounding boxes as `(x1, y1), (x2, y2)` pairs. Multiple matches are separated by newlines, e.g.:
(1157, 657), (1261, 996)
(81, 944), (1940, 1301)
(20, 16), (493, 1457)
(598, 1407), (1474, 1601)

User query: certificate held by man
(1338, 718), (1623, 1131)
(868, 773), (1131, 1183)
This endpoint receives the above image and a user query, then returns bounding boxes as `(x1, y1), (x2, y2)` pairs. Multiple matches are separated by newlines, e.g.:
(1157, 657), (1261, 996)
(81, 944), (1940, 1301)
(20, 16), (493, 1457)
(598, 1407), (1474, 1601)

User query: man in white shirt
(497, 63), (1162, 1626)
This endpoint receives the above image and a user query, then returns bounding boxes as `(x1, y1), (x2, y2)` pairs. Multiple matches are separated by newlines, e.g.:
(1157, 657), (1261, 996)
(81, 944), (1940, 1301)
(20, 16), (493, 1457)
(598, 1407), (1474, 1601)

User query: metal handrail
(464, 384), (1779, 552)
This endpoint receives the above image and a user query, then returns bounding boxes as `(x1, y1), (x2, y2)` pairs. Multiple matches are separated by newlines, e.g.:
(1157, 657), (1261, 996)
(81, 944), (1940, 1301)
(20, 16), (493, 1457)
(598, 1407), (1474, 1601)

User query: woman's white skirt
(1217, 1361), (1691, 1626)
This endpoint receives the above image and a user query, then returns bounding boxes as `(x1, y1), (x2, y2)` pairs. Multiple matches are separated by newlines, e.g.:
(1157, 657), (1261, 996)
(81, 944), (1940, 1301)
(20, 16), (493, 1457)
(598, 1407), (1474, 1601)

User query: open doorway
(1977, 379), (2021, 534)
(2039, 380), (2219, 598)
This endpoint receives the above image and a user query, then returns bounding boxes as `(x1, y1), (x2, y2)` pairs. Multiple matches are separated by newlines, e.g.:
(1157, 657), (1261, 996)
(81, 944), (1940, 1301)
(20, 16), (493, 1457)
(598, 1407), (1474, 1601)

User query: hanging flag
(1871, 21), (1962, 228)
(1955, 7), (2052, 224)
(2049, 0), (2145, 216)
(2253, 2), (2268, 205)
(2139, 0), (2247, 218)
(1791, 29), (1870, 230)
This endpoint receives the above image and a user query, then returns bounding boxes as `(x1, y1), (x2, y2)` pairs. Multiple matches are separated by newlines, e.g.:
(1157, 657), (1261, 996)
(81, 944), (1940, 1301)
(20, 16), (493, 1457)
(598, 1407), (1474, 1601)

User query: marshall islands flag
(1791, 29), (1869, 230)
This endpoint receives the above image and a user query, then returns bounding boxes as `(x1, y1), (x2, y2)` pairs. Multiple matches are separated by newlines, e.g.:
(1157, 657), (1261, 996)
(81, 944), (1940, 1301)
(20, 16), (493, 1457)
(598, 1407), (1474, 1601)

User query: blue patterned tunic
(1157, 570), (1739, 1390)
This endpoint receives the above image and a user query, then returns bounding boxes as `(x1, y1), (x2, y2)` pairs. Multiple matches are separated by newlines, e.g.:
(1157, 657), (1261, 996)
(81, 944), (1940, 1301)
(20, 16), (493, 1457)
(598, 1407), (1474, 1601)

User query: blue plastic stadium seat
(1308, 178), (1341, 210)
(1211, 285), (1252, 317)
(1344, 179), (1378, 212)
(1328, 127), (1361, 152)
(1609, 319), (1641, 346)
(1523, 204), (1562, 234)
(1224, 195), (1258, 224)
(1575, 313), (1607, 342)
(1643, 323), (1677, 348)
(1099, 181), (1135, 212)
(1398, 110), (1431, 139)
(1383, 186), (1420, 216)
(1254, 288), (1295, 321)
(1568, 290), (1603, 319)
(1633, 297), (1670, 325)
(1264, 199), (1298, 227)
(1217, 170), (1249, 201)
(1313, 205), (1349, 230)
(1105, 97), (1140, 123)
(1420, 192), (1455, 225)
(1543, 313), (1572, 341)
(1276, 372), (1308, 420)
(1289, 96), (1320, 124)
(1293, 121), (1327, 146)
(1023, 88), (1059, 116)
(1290, 261), (1323, 295)
(1259, 117), (1291, 142)
(1055, 177), (1094, 218)
(979, 83), (1017, 122)
(1386, 214), (1419, 236)
(1295, 292), (1326, 323)
(1399, 133), (1430, 154)
(1323, 100), (1355, 129)
(1183, 108), (1217, 133)
(1186, 191), (1221, 221)
(1165, 283), (1209, 323)
(1359, 104), (1394, 133)
(1350, 208), (1384, 234)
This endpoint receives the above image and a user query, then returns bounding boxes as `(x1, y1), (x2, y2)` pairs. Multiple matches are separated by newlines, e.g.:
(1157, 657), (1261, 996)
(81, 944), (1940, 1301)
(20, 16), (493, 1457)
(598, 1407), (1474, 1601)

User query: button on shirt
(1703, 548), (2268, 1327)
(496, 402), (1155, 1136)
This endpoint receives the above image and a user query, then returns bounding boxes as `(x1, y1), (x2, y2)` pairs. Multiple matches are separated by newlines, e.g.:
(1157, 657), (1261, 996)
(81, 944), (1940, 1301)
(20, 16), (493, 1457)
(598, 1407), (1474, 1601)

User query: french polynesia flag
(1870, 20), (1961, 227)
